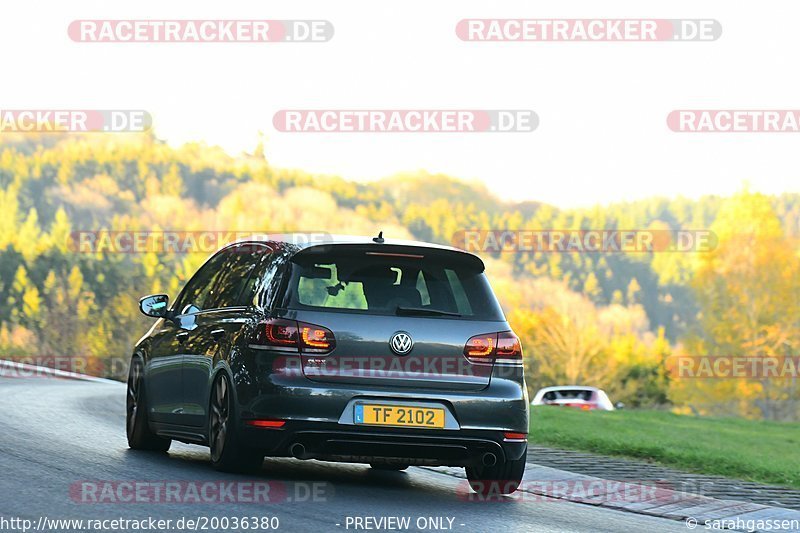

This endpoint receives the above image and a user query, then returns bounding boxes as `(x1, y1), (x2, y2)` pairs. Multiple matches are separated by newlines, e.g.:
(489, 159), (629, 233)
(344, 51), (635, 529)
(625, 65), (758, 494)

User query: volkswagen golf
(127, 234), (529, 494)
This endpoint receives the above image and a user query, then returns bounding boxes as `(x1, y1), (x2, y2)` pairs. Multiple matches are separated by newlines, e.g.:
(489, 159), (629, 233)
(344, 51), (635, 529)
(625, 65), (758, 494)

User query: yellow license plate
(356, 404), (446, 429)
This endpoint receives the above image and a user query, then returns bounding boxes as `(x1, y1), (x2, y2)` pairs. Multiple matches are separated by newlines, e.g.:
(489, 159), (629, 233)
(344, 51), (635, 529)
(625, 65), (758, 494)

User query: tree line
(1, 133), (798, 419)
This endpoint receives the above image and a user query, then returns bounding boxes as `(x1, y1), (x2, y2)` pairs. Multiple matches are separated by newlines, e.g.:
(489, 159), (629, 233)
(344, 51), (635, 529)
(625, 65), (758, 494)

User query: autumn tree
(674, 190), (800, 420)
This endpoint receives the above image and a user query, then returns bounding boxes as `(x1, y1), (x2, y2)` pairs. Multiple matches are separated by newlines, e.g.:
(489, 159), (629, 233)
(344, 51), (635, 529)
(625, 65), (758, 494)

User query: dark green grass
(529, 406), (799, 489)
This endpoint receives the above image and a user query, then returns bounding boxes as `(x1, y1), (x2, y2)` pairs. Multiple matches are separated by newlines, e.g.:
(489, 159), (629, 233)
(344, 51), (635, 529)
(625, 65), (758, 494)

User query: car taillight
(464, 335), (495, 363)
(463, 331), (522, 365)
(252, 318), (335, 354)
(495, 331), (523, 365)
(298, 322), (336, 353)
(253, 318), (299, 351)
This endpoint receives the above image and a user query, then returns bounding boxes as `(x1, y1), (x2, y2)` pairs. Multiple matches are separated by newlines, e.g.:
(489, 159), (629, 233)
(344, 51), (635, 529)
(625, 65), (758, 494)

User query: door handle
(176, 331), (189, 343)
(211, 328), (226, 340)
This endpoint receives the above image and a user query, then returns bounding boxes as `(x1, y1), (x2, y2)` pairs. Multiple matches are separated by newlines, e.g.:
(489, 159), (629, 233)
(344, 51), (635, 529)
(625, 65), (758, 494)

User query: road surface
(0, 376), (688, 532)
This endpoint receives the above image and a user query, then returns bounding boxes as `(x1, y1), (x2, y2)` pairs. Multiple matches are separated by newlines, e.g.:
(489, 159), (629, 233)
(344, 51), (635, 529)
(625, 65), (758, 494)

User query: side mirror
(614, 402), (625, 410)
(139, 294), (169, 318)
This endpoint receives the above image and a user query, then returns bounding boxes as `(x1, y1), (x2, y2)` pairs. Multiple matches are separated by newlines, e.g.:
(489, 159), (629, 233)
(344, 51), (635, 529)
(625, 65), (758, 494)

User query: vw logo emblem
(389, 331), (413, 355)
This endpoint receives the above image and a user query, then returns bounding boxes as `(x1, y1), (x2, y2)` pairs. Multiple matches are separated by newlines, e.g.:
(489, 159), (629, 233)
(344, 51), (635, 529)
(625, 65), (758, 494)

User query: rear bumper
(234, 349), (529, 466)
(240, 422), (527, 467)
(237, 370), (529, 433)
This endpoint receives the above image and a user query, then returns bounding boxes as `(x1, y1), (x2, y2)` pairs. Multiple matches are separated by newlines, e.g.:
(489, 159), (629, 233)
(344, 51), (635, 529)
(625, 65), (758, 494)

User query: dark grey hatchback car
(128, 235), (529, 494)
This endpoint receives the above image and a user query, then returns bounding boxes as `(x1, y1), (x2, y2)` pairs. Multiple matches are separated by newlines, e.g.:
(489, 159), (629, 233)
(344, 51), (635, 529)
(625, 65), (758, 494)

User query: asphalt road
(0, 376), (688, 533)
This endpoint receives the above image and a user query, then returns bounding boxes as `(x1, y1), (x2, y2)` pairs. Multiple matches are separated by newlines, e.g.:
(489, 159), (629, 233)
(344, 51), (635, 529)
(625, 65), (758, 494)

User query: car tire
(209, 373), (264, 473)
(465, 451), (526, 495)
(126, 356), (171, 452)
(369, 462), (409, 471)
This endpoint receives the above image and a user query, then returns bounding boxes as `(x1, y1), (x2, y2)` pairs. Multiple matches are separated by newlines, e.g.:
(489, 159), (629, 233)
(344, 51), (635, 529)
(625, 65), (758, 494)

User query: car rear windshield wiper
(395, 306), (461, 317)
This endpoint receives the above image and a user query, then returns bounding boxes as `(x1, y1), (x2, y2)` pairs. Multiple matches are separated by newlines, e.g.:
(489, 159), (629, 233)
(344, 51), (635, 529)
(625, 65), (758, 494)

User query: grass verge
(529, 406), (799, 489)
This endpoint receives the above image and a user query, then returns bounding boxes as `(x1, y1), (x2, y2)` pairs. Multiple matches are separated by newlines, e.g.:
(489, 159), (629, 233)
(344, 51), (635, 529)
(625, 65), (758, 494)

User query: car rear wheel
(126, 356), (171, 452)
(465, 452), (526, 495)
(209, 373), (264, 472)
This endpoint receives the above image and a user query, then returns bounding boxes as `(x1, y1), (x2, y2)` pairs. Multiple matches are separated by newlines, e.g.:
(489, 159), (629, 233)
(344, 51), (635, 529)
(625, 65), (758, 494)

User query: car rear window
(543, 390), (595, 401)
(284, 246), (504, 320)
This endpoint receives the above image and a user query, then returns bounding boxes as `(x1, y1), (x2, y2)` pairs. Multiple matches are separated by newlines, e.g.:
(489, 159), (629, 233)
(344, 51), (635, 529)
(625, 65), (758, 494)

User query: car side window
(173, 251), (230, 314)
(206, 244), (267, 309)
(240, 251), (271, 307)
(248, 248), (285, 309)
